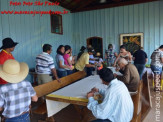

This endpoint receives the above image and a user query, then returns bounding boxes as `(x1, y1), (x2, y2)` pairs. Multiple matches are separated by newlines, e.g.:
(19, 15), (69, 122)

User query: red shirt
(0, 50), (15, 84)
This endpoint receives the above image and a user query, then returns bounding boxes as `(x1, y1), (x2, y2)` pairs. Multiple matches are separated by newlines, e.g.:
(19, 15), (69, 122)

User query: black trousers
(86, 67), (95, 76)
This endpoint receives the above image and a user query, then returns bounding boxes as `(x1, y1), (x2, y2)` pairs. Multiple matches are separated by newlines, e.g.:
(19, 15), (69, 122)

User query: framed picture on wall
(120, 33), (143, 54)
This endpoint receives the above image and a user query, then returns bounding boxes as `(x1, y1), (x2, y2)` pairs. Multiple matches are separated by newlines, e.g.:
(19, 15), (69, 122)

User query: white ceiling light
(100, 0), (107, 3)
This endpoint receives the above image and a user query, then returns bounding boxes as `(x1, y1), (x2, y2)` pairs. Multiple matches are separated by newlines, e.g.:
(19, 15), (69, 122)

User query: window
(51, 14), (63, 34)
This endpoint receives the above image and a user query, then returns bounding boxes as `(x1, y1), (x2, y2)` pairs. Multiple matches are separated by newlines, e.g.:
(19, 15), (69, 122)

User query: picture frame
(120, 33), (144, 54)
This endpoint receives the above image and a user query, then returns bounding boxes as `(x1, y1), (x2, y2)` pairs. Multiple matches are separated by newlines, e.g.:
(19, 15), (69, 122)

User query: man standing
(114, 58), (140, 92)
(133, 47), (148, 80)
(87, 68), (133, 122)
(36, 44), (60, 84)
(75, 48), (95, 76)
(0, 38), (18, 85)
(0, 59), (38, 121)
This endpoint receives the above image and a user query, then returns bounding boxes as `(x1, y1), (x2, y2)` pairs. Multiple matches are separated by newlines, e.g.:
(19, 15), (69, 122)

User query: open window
(51, 14), (63, 34)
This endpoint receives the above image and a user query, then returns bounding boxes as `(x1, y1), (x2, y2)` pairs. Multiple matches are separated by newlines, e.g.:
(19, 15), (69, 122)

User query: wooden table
(46, 75), (107, 118)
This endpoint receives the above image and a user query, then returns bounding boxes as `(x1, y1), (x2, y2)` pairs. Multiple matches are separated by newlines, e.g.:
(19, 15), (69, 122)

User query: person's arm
(128, 52), (132, 62)
(31, 95), (38, 102)
(133, 52), (136, 61)
(114, 52), (118, 58)
(145, 53), (148, 63)
(116, 67), (130, 84)
(113, 54), (120, 66)
(28, 82), (38, 102)
(105, 53), (107, 59)
(145, 58), (148, 63)
(67, 57), (72, 66)
(0, 107), (3, 111)
(0, 94), (4, 111)
(85, 64), (95, 68)
(59, 60), (72, 70)
(87, 91), (114, 119)
(161, 58), (163, 63)
(51, 68), (61, 82)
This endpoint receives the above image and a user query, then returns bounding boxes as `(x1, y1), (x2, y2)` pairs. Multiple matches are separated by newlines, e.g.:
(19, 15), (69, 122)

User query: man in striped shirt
(36, 44), (60, 84)
(87, 68), (133, 122)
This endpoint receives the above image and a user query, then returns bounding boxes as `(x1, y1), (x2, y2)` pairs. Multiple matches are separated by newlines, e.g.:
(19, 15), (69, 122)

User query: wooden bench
(131, 80), (143, 122)
(32, 71), (86, 115)
(141, 71), (152, 121)
(131, 71), (152, 122)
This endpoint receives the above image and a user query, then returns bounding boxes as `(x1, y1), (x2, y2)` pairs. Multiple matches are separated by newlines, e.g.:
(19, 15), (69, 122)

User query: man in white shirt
(36, 44), (60, 84)
(87, 68), (134, 122)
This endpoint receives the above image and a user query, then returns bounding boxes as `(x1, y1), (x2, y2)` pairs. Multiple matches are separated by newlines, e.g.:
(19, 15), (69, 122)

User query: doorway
(87, 37), (103, 58)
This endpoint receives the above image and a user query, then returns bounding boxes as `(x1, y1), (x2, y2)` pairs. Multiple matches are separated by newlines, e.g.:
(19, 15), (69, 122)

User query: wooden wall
(72, 1), (163, 64)
(0, 0), (73, 68)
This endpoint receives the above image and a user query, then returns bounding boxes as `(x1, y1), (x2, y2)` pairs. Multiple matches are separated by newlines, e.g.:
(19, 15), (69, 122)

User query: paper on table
(107, 67), (122, 76)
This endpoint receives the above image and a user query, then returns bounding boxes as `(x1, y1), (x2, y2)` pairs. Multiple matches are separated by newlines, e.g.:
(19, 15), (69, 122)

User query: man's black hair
(87, 48), (94, 53)
(43, 44), (52, 52)
(159, 45), (163, 49)
(99, 68), (114, 83)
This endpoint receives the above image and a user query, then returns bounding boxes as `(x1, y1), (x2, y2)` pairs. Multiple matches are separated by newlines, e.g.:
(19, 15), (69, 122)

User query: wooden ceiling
(49, 0), (158, 13)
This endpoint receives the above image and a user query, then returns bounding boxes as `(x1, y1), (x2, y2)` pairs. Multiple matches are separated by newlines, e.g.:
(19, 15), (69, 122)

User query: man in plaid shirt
(0, 59), (38, 122)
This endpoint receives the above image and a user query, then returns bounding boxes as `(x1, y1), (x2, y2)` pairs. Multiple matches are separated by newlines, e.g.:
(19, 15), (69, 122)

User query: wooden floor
(31, 78), (163, 122)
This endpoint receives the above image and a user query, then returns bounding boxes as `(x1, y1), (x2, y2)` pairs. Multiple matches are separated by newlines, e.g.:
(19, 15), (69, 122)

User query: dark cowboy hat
(0, 38), (18, 49)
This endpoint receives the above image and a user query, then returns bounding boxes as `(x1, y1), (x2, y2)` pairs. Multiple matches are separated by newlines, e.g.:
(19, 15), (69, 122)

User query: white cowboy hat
(0, 59), (29, 83)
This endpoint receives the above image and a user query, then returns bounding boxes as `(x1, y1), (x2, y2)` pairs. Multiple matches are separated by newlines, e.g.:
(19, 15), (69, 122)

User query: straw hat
(0, 59), (29, 83)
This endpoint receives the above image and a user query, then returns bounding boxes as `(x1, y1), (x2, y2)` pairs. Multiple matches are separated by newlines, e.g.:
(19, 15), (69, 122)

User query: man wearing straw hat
(0, 38), (18, 85)
(0, 59), (38, 122)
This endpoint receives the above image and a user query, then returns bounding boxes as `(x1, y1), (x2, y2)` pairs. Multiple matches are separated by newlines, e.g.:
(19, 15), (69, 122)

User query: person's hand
(91, 87), (99, 93)
(114, 73), (117, 77)
(68, 66), (73, 70)
(87, 92), (94, 98)
(56, 77), (61, 83)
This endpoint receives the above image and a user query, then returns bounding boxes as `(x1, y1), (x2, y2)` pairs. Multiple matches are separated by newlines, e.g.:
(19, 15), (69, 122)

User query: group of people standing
(105, 43), (163, 91)
(35, 44), (75, 85)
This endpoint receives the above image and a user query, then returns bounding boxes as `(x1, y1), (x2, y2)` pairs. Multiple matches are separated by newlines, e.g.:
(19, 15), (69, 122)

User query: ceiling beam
(49, 0), (71, 10)
(74, 0), (97, 11)
(72, 0), (158, 13)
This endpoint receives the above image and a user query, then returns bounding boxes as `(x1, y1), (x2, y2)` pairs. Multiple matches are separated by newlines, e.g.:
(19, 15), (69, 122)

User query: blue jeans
(66, 70), (74, 75)
(134, 64), (145, 80)
(150, 65), (162, 75)
(57, 70), (67, 78)
(91, 119), (111, 122)
(5, 112), (30, 122)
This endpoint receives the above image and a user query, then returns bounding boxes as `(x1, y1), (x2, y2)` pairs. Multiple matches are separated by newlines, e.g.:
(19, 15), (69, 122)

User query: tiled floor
(31, 78), (163, 122)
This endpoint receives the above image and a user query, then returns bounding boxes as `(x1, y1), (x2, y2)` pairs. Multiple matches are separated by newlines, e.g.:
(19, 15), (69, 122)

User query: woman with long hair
(113, 45), (132, 67)
(63, 45), (73, 75)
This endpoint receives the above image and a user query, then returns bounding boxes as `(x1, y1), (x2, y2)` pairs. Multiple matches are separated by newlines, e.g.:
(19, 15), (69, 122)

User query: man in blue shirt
(87, 68), (134, 122)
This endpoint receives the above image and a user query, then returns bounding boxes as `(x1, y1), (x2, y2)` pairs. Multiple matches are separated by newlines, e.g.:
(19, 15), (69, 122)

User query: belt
(4, 111), (29, 119)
